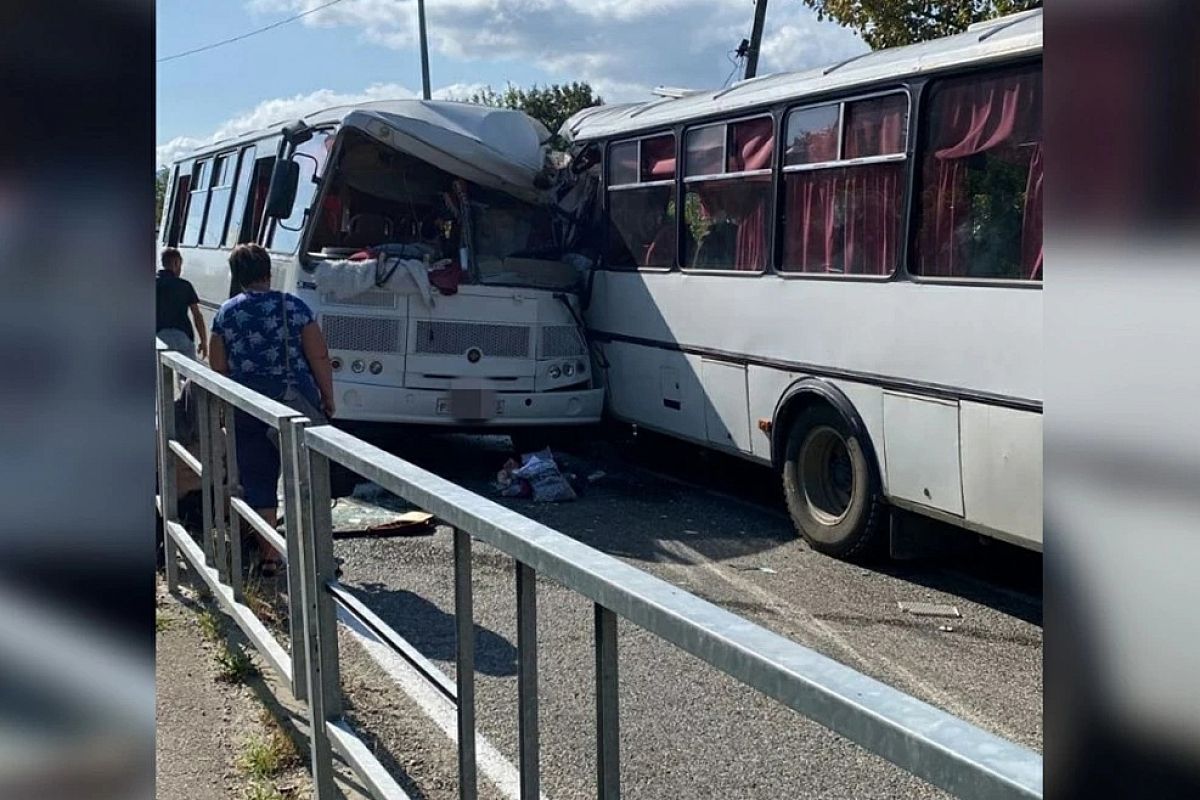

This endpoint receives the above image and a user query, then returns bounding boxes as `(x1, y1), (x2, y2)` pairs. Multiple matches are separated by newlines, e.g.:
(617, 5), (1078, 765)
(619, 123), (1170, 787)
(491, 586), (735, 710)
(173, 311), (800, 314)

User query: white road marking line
(655, 538), (1017, 738)
(338, 608), (551, 800)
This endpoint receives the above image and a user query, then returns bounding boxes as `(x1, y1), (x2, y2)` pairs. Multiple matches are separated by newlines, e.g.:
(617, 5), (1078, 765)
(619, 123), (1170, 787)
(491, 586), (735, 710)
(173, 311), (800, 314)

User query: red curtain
(1022, 143), (1043, 280)
(782, 164), (902, 275)
(920, 70), (1042, 278)
(781, 97), (907, 275)
(729, 119), (774, 269)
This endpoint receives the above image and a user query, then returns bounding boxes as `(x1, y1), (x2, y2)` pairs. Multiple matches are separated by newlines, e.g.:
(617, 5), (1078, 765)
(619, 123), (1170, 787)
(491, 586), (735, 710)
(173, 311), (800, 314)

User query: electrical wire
(157, 0), (349, 64)
(722, 48), (746, 88)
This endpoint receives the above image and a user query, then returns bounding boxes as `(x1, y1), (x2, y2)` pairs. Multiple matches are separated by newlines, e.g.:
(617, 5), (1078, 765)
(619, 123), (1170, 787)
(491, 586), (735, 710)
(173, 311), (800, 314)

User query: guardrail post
(208, 396), (230, 584)
(516, 562), (540, 799)
(196, 390), (217, 565)
(595, 604), (620, 800)
(156, 354), (179, 592)
(455, 529), (478, 800)
(225, 410), (243, 601)
(280, 416), (309, 702)
(299, 444), (343, 800)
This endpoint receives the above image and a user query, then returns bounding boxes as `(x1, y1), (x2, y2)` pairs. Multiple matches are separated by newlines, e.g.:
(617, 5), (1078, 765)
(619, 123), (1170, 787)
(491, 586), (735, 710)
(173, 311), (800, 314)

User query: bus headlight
(576, 360), (587, 374)
(369, 361), (383, 375)
(549, 365), (561, 379)
(331, 358), (342, 371)
(351, 359), (365, 373)
(562, 362), (575, 377)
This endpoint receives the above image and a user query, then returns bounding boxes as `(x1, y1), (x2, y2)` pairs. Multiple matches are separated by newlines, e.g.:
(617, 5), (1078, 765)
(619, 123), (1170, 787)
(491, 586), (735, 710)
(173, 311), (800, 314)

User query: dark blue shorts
(234, 410), (279, 510)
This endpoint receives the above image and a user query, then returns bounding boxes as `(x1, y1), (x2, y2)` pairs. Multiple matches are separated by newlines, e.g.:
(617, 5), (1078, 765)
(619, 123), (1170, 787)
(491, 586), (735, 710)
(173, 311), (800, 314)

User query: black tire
(781, 403), (886, 560)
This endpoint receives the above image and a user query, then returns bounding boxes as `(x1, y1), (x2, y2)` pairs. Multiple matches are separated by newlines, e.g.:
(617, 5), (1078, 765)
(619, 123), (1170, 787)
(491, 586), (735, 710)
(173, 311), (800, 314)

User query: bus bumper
(329, 383), (605, 426)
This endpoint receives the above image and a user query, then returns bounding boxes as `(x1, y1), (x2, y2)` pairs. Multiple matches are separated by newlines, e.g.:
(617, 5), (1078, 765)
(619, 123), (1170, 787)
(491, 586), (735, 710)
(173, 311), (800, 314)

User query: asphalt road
(325, 428), (1043, 800)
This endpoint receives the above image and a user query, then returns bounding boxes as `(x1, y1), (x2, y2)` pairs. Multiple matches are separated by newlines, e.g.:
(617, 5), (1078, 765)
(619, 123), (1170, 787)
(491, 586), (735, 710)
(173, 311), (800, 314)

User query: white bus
(560, 10), (1043, 559)
(159, 100), (604, 438)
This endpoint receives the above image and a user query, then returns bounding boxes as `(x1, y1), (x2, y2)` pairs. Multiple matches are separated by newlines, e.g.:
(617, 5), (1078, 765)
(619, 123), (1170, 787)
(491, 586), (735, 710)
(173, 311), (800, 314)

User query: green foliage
(798, 1), (1042, 49)
(215, 643), (258, 684)
(237, 725), (298, 780)
(462, 81), (603, 144)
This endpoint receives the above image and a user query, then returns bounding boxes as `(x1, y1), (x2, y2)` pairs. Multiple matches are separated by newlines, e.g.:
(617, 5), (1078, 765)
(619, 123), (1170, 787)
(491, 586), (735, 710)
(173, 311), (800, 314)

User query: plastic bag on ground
(511, 448), (577, 502)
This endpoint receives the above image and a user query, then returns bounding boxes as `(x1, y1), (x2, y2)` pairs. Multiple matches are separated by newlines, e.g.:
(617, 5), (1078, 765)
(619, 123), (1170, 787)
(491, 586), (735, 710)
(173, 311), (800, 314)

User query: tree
(464, 82), (603, 141)
(798, 1), (1042, 49)
(155, 167), (169, 229)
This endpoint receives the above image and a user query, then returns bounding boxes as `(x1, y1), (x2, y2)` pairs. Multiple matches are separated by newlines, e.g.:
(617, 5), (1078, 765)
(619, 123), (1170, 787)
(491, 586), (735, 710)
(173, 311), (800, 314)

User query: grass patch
(155, 612), (173, 633)
(215, 644), (258, 684)
(197, 607), (223, 641)
(241, 780), (287, 800)
(237, 724), (299, 780)
(243, 579), (281, 629)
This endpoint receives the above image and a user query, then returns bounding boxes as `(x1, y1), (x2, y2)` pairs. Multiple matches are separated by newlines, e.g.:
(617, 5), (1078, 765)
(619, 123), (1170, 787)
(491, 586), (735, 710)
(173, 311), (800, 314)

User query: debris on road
(497, 448), (578, 502)
(333, 511), (437, 539)
(736, 565), (778, 574)
(938, 625), (956, 633)
(897, 601), (962, 618)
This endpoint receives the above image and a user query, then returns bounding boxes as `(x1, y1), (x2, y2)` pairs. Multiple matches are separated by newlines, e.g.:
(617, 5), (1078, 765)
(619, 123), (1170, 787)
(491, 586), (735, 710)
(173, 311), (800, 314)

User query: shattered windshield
(469, 186), (582, 291)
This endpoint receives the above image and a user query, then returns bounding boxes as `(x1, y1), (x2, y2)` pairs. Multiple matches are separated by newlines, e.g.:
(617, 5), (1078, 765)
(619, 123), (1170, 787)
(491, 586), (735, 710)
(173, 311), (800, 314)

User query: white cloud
(248, 0), (866, 103)
(155, 81), (416, 167)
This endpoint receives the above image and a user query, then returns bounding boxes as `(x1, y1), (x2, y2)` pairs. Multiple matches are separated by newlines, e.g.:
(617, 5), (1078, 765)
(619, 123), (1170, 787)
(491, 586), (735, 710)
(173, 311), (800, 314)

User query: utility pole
(743, 0), (769, 80)
(417, 0), (431, 99)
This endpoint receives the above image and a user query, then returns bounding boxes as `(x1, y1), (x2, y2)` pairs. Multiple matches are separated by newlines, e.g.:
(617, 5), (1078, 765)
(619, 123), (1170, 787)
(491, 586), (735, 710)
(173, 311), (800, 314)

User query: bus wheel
(782, 404), (885, 560)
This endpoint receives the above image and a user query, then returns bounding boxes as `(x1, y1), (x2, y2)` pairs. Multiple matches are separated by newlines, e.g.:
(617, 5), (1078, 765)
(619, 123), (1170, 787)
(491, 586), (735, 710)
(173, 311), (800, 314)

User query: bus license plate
(449, 387), (497, 420)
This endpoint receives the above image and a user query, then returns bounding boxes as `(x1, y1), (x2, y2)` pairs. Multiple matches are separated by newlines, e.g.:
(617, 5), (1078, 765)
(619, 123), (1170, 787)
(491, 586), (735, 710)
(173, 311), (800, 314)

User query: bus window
(914, 66), (1043, 281)
(682, 117), (774, 272)
(180, 159), (210, 247)
(223, 145), (257, 246)
(269, 130), (333, 254)
(201, 153), (235, 246)
(780, 94), (908, 276)
(163, 167), (189, 247)
(605, 134), (677, 269)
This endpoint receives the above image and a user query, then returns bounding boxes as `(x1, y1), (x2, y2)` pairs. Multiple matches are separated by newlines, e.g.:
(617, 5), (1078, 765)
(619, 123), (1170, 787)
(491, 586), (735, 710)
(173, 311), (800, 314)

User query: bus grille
(322, 314), (404, 353)
(413, 321), (531, 357)
(541, 325), (587, 358)
(322, 291), (398, 309)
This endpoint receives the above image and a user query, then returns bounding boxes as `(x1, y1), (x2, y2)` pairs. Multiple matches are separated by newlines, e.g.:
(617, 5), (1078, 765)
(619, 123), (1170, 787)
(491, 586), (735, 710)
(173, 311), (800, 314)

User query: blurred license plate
(449, 387), (497, 420)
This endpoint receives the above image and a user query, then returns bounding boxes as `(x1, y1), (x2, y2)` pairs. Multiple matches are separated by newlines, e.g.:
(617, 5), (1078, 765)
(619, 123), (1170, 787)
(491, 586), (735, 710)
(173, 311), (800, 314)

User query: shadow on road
(345, 423), (1042, 623)
(343, 580), (518, 677)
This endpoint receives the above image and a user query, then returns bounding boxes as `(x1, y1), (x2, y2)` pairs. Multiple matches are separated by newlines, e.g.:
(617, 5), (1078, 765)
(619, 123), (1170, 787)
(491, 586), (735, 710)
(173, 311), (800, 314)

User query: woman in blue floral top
(209, 244), (335, 577)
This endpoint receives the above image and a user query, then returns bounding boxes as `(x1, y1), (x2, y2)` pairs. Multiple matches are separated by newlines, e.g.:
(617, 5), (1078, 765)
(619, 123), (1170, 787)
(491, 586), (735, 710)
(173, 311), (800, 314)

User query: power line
(156, 0), (349, 64)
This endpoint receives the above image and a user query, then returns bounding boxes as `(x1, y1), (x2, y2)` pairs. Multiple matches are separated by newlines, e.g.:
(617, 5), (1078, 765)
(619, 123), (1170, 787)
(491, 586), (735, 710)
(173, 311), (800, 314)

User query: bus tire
(781, 403), (886, 561)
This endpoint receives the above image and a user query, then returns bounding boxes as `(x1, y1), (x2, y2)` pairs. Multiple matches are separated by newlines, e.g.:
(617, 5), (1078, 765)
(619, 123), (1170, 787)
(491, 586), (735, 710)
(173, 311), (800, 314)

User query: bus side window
(682, 117), (774, 272)
(779, 94), (907, 276)
(223, 145), (258, 246)
(179, 159), (211, 248)
(164, 166), (190, 247)
(913, 66), (1043, 281)
(201, 153), (236, 246)
(606, 134), (677, 269)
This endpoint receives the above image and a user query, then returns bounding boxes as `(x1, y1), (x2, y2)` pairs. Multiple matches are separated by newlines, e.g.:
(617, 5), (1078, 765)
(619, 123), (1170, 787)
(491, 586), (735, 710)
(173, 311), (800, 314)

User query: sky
(156, 0), (867, 168)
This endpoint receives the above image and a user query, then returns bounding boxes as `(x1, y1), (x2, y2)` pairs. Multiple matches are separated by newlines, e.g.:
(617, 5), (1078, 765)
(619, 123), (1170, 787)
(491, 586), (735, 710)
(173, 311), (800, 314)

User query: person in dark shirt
(156, 247), (207, 360)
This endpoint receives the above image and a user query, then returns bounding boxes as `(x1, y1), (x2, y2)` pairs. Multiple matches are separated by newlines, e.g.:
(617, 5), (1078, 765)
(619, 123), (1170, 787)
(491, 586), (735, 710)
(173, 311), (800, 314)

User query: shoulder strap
(279, 291), (295, 388)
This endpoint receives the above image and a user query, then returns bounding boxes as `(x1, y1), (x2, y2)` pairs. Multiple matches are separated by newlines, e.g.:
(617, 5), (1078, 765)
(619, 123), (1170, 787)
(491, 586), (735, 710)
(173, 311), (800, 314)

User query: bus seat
(345, 213), (393, 247)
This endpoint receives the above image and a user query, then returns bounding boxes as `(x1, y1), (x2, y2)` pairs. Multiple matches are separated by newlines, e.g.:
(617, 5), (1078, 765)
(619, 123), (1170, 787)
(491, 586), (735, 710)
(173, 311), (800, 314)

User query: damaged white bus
(556, 10), (1043, 560)
(159, 100), (603, 437)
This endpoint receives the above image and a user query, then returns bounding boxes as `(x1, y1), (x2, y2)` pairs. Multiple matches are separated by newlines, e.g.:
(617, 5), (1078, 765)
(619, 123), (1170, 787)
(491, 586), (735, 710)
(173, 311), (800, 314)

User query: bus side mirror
(265, 159), (300, 219)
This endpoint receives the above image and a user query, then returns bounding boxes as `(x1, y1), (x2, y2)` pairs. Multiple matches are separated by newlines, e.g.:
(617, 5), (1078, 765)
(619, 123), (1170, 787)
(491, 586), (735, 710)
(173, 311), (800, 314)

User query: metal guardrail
(155, 339), (1044, 800)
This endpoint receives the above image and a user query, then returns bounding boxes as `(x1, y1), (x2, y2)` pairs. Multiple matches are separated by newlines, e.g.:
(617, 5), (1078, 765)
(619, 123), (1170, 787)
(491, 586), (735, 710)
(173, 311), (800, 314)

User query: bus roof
(174, 99), (554, 202)
(176, 99), (551, 169)
(562, 8), (1042, 142)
